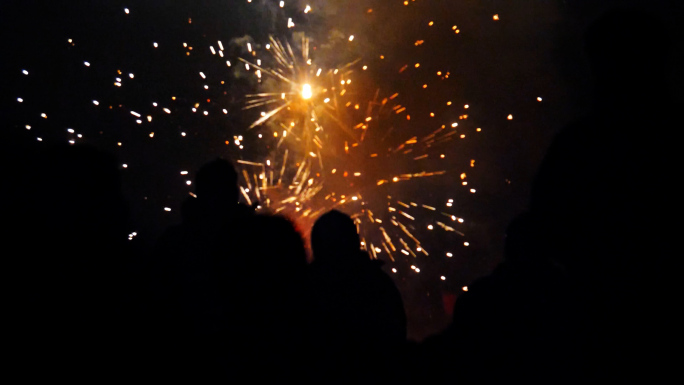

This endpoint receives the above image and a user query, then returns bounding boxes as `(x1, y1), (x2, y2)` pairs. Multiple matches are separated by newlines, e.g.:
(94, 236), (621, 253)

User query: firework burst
(232, 30), (470, 268)
(10, 1), (481, 282)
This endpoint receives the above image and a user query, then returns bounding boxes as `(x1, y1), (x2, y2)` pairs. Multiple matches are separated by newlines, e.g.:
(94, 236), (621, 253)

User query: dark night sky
(2, 0), (681, 339)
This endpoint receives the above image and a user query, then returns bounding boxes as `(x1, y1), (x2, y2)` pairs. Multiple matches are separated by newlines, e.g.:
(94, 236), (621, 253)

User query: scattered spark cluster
(11, 2), (545, 287)
(208, 3), (487, 282)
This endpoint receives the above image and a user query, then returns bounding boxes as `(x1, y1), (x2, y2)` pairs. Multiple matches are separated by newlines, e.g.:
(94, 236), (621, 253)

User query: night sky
(2, 0), (681, 339)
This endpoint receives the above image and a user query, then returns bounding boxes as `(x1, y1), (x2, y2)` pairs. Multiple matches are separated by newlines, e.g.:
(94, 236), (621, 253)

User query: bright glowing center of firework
(301, 84), (313, 100)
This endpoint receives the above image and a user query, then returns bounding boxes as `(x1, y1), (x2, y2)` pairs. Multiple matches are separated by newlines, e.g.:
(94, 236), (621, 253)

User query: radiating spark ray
(240, 186), (252, 206)
(248, 103), (291, 129)
(382, 242), (395, 262)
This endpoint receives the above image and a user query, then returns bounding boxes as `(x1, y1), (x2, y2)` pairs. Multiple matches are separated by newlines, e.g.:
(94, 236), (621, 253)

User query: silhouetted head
(311, 210), (362, 264)
(195, 158), (239, 209)
(584, 9), (672, 105)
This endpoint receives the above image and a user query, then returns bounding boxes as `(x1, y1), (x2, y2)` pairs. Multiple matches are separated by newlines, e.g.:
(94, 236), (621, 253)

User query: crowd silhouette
(6, 9), (678, 383)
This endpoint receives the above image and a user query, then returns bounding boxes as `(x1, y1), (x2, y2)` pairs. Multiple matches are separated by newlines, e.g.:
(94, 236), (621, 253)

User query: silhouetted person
(415, 212), (580, 384)
(419, 9), (679, 384)
(8, 145), (142, 380)
(526, 9), (678, 381)
(531, 10), (676, 274)
(149, 158), (254, 380)
(227, 214), (310, 382)
(307, 210), (406, 383)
